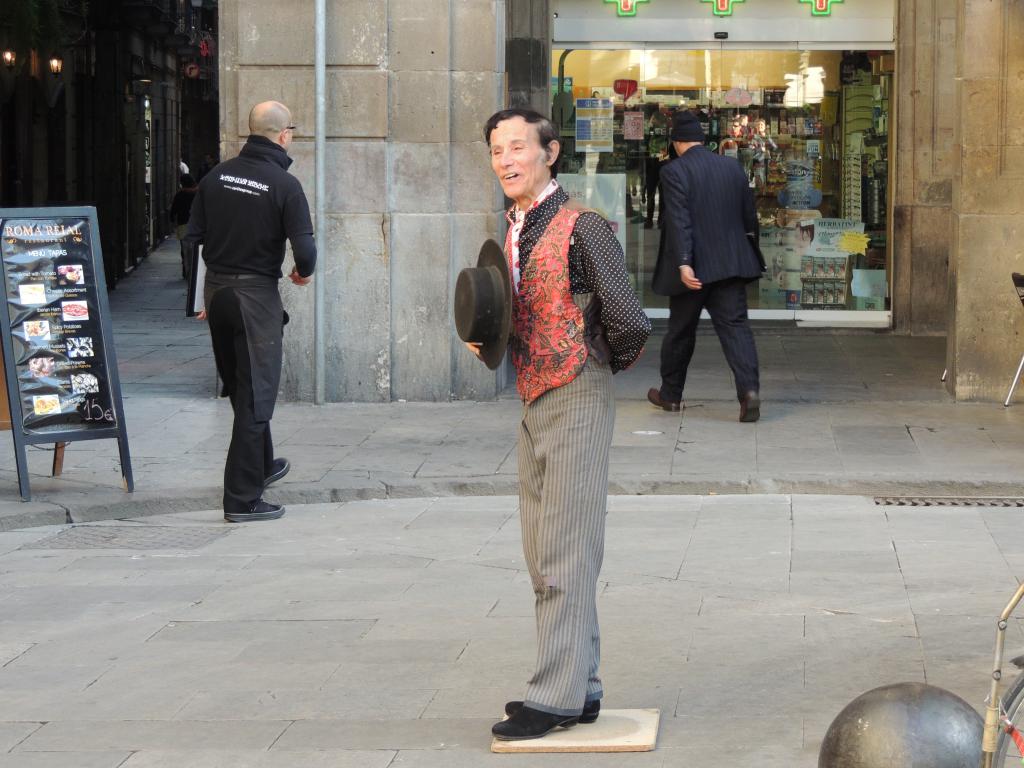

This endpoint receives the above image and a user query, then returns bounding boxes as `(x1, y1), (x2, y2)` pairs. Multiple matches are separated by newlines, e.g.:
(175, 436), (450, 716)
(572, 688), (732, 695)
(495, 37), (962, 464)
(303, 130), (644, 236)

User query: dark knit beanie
(670, 110), (705, 142)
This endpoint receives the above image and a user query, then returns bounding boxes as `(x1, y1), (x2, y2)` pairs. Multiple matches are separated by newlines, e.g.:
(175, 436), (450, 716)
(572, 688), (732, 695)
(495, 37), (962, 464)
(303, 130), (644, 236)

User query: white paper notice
(192, 245), (207, 314)
(623, 111), (644, 141)
(852, 268), (888, 298)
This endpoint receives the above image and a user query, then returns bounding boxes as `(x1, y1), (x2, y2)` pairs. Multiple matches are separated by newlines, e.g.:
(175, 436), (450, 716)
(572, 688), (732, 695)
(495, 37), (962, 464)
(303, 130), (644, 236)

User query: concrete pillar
(947, 0), (1024, 401)
(892, 0), (956, 336)
(219, 0), (504, 402)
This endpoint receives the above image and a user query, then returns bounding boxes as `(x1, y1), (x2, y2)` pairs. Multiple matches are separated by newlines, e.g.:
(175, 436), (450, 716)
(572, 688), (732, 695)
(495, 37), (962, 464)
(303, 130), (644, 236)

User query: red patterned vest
(506, 204), (588, 404)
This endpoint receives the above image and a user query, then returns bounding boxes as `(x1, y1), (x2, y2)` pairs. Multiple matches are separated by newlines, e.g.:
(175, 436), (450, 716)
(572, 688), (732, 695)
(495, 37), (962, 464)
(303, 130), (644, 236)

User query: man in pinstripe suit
(466, 108), (650, 741)
(648, 110), (765, 422)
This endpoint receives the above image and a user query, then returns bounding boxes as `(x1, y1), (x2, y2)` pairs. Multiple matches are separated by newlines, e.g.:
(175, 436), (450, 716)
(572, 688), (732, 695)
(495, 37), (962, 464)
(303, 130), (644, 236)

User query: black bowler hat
(454, 239), (512, 370)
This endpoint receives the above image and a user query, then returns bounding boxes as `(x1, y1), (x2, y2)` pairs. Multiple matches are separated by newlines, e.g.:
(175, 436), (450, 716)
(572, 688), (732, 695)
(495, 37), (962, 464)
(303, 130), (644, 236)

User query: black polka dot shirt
(507, 184), (652, 372)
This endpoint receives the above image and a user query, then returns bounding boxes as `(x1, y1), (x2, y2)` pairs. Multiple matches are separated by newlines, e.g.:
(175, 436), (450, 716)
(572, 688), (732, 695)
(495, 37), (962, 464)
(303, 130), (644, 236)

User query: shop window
(551, 49), (893, 315)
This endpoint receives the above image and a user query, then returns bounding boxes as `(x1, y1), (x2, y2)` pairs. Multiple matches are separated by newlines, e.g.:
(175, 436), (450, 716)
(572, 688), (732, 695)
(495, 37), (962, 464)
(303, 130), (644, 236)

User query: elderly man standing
(186, 101), (316, 523)
(468, 108), (651, 741)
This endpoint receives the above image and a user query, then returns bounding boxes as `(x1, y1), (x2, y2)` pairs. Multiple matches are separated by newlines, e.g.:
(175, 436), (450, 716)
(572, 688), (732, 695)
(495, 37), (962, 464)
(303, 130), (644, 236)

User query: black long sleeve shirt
(185, 135), (316, 278)
(169, 189), (196, 225)
(508, 185), (651, 372)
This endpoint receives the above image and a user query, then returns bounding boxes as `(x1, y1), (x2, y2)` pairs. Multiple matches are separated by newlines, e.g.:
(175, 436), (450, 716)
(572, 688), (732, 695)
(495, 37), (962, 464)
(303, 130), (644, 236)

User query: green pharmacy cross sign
(605, 0), (650, 15)
(800, 0), (843, 14)
(701, 0), (745, 14)
(607, 0), (844, 16)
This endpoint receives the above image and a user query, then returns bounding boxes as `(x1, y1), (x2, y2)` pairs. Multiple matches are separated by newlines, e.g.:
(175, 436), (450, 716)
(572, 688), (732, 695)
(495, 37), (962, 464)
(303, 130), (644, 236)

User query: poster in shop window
(575, 98), (614, 153)
(0, 207), (133, 500)
(623, 111), (645, 141)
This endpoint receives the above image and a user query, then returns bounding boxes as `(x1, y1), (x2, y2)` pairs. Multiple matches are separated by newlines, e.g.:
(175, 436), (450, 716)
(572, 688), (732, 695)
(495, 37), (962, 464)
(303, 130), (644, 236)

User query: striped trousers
(518, 357), (615, 716)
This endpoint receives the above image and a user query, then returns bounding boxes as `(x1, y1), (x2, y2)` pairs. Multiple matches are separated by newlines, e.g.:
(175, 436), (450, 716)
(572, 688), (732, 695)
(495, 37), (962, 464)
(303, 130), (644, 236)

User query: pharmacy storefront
(550, 0), (895, 326)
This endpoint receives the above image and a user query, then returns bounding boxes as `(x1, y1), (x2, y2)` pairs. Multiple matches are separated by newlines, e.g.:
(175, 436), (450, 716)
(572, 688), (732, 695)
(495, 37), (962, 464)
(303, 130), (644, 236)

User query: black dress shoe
(264, 457), (290, 488)
(647, 388), (681, 412)
(505, 699), (600, 724)
(224, 500), (285, 523)
(492, 705), (579, 741)
(739, 391), (760, 423)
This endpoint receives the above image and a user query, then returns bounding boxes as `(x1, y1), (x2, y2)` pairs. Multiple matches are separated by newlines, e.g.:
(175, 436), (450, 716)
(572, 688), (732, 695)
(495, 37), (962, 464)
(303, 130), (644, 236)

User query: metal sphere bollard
(819, 682), (983, 768)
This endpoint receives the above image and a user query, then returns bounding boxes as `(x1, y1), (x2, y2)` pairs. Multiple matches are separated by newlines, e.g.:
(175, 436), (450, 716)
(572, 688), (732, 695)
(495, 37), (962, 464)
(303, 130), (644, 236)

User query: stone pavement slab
(1, 494), (1022, 766)
(0, 755), (131, 768)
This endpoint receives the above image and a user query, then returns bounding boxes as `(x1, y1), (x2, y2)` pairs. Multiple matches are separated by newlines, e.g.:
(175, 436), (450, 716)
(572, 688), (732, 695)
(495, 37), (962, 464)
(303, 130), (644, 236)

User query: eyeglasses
(282, 125), (297, 133)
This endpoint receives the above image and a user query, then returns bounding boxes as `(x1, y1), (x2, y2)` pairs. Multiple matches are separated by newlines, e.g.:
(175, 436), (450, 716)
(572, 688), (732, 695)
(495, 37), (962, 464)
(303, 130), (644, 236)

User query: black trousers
(644, 158), (662, 223)
(659, 277), (760, 403)
(208, 287), (273, 515)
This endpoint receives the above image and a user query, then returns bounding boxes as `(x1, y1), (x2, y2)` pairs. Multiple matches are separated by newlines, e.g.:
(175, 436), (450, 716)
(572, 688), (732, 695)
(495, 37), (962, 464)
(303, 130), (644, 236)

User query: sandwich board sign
(0, 207), (133, 501)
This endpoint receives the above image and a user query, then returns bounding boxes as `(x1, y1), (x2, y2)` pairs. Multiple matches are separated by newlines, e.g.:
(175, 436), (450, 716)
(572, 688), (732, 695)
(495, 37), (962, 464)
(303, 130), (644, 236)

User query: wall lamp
(48, 55), (63, 76)
(2, 50), (15, 70)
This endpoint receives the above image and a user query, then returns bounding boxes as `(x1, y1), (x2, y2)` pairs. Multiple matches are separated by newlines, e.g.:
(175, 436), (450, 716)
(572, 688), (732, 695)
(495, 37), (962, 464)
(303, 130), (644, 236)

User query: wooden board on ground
(490, 709), (660, 754)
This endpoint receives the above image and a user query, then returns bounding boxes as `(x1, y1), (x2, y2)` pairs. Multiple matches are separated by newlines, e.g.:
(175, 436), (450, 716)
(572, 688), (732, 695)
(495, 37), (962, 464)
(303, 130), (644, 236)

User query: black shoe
(224, 500), (285, 523)
(492, 705), (579, 741)
(264, 457), (290, 488)
(739, 391), (760, 423)
(505, 699), (600, 724)
(647, 388), (681, 412)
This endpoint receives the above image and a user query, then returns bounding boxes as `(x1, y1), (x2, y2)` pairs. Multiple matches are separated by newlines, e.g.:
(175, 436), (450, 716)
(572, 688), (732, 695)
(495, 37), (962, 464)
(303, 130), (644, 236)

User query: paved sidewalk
(1, 241), (1022, 530)
(0, 493), (1018, 766)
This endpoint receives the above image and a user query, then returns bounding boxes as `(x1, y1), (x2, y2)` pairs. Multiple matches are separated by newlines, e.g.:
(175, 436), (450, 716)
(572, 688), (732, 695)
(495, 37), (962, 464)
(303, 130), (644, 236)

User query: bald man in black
(186, 100), (317, 522)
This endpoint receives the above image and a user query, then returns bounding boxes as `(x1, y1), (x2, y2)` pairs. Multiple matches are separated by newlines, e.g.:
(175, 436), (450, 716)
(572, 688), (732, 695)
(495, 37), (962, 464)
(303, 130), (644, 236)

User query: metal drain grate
(20, 525), (230, 551)
(874, 497), (1024, 508)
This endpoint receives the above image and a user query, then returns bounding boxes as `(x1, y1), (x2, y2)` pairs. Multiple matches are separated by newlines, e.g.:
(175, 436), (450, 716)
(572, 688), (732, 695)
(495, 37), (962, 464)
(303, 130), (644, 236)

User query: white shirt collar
(514, 179), (560, 221)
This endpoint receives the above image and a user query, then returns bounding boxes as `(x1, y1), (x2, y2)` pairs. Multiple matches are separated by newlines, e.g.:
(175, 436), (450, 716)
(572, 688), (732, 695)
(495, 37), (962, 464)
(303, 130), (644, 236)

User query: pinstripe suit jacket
(653, 145), (764, 296)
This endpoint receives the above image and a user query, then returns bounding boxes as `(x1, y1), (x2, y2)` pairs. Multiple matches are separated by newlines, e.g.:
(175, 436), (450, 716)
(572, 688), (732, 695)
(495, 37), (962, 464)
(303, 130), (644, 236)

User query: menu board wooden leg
(52, 442), (66, 476)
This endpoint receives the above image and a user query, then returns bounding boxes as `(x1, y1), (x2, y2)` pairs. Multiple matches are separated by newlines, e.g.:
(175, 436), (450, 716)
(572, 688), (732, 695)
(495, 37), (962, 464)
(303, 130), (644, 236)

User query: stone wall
(219, 0), (505, 402)
(893, 0), (956, 337)
(947, 0), (1024, 401)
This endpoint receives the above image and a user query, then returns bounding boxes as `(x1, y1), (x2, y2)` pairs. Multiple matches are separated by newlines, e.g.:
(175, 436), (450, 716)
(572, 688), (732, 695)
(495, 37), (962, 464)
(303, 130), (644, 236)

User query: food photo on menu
(65, 337), (94, 358)
(56, 264), (85, 286)
(18, 283), (48, 305)
(61, 300), (89, 322)
(27, 356), (56, 379)
(71, 372), (99, 394)
(32, 394), (60, 417)
(22, 320), (51, 341)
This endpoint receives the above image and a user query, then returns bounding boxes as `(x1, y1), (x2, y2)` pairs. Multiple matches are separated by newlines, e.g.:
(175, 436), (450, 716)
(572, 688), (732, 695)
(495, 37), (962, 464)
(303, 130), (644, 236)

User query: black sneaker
(264, 457), (290, 488)
(224, 500), (285, 523)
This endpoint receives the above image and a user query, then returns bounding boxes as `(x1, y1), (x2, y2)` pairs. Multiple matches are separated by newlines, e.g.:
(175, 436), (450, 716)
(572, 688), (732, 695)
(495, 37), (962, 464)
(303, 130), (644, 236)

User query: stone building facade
(219, 0), (506, 403)
(217, 0), (1024, 403)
